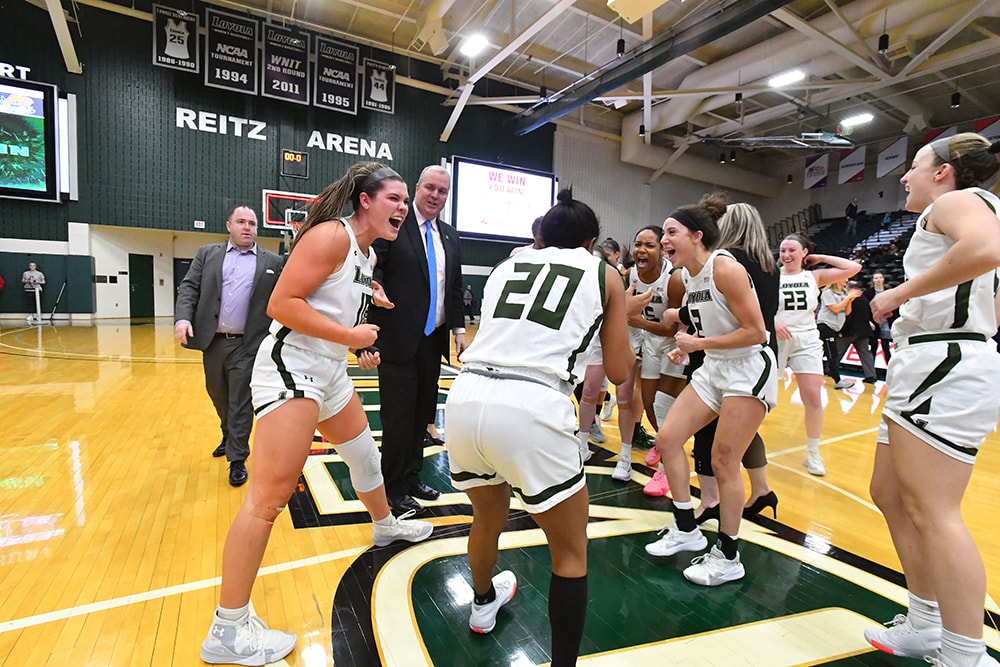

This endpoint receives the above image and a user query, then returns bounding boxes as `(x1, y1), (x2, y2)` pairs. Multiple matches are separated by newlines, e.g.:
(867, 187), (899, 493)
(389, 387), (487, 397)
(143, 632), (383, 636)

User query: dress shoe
(228, 460), (248, 487)
(424, 431), (445, 447)
(212, 441), (226, 458)
(409, 481), (440, 501)
(388, 494), (425, 516)
(742, 490), (778, 519)
(694, 503), (720, 525)
(863, 376), (877, 384)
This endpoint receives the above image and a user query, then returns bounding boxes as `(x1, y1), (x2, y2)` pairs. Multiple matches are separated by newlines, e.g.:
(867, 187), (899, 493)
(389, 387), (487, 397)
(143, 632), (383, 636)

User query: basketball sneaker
(923, 649), (1000, 666)
(683, 544), (745, 586)
(580, 443), (593, 464)
(863, 614), (940, 659)
(601, 394), (616, 421)
(643, 468), (670, 496)
(201, 609), (296, 666)
(372, 510), (433, 547)
(633, 424), (654, 449)
(645, 525), (707, 557)
(589, 418), (605, 444)
(803, 451), (826, 476)
(644, 446), (661, 466)
(611, 456), (632, 482)
(469, 570), (517, 634)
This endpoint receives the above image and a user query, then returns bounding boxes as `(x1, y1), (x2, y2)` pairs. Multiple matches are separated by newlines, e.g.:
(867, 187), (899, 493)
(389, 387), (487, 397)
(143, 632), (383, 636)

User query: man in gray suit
(174, 206), (283, 486)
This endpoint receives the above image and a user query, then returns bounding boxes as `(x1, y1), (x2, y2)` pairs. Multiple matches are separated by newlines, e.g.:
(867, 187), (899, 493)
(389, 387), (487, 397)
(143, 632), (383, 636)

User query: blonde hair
(928, 132), (1000, 195)
(718, 203), (776, 273)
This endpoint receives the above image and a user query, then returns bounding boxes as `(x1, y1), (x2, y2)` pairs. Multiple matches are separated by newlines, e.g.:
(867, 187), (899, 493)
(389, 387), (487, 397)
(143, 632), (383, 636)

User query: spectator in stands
(845, 197), (859, 236)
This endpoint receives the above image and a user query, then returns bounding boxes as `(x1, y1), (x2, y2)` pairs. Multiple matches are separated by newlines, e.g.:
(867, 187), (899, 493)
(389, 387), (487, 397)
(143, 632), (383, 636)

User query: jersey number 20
(493, 263), (584, 330)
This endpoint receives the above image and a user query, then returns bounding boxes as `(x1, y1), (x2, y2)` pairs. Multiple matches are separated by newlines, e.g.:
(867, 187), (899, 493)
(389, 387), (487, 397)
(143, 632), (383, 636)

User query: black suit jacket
(174, 243), (284, 352)
(369, 210), (463, 363)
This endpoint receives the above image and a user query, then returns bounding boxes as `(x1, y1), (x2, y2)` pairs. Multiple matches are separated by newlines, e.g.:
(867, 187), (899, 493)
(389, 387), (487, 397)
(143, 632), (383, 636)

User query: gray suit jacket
(174, 243), (284, 352)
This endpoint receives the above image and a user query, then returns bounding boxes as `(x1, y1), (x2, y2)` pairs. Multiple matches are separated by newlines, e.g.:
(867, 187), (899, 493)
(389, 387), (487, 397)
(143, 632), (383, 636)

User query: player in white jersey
(864, 133), (1000, 667)
(446, 189), (636, 664)
(201, 163), (433, 666)
(776, 233), (860, 475)
(642, 193), (775, 588)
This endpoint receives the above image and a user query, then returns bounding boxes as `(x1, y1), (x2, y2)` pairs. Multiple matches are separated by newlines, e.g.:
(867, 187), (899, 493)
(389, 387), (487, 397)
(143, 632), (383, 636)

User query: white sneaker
(469, 570), (517, 634)
(611, 456), (632, 482)
(864, 614), (940, 659)
(803, 451), (826, 476)
(923, 649), (1000, 666)
(372, 510), (433, 547)
(834, 379), (854, 389)
(645, 525), (707, 557)
(601, 394), (616, 421)
(589, 418), (605, 444)
(580, 444), (593, 464)
(683, 544), (745, 586)
(201, 610), (296, 666)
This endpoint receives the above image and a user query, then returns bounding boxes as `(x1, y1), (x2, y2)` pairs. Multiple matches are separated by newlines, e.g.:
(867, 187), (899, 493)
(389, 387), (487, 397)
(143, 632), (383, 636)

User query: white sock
(619, 443), (632, 461)
(673, 499), (693, 511)
(374, 514), (395, 527)
(940, 628), (986, 667)
(806, 437), (821, 455)
(217, 604), (249, 622)
(653, 392), (675, 430)
(907, 591), (941, 631)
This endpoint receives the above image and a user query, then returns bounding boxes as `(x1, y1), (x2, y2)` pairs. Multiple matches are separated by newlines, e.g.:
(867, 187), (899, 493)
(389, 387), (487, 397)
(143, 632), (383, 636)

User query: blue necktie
(424, 221), (437, 336)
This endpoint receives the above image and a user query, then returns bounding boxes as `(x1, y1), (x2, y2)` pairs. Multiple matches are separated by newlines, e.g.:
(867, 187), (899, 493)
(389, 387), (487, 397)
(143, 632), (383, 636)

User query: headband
(669, 208), (702, 232)
(360, 166), (401, 191)
(930, 137), (951, 164)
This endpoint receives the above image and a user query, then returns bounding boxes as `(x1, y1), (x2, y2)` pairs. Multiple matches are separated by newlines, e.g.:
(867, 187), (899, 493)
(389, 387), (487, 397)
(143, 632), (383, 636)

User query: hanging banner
(837, 146), (866, 184)
(361, 58), (395, 115)
(877, 137), (908, 178)
(803, 154), (828, 190)
(974, 116), (1000, 143)
(152, 5), (199, 73)
(314, 37), (358, 115)
(205, 8), (259, 95)
(922, 126), (956, 146)
(262, 24), (309, 105)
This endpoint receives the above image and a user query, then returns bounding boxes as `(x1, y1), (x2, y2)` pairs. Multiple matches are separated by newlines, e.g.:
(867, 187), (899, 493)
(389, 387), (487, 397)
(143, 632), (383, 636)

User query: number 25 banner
(205, 8), (259, 95)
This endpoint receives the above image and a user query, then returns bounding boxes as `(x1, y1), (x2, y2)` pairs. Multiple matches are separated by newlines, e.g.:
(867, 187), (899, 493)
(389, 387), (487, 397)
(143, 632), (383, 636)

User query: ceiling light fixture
(459, 34), (488, 58)
(787, 174), (793, 184)
(639, 124), (645, 137)
(768, 69), (805, 88)
(840, 112), (874, 128)
(951, 91), (961, 108)
(877, 10), (889, 55)
(719, 153), (726, 164)
(617, 19), (625, 58)
(730, 151), (736, 163)
(735, 91), (743, 107)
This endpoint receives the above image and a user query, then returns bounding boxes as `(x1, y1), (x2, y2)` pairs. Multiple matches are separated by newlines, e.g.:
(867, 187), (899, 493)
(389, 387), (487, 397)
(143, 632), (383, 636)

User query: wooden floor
(1, 318), (999, 666)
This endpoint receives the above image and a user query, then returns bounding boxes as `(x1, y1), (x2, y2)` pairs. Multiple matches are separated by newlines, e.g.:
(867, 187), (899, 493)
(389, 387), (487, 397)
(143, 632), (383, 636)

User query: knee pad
(653, 391), (675, 430)
(336, 429), (383, 493)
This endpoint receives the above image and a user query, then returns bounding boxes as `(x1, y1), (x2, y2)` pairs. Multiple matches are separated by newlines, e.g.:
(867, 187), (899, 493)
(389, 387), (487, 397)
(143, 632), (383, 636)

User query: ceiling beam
(897, 0), (992, 77)
(45, 0), (83, 74)
(771, 7), (888, 79)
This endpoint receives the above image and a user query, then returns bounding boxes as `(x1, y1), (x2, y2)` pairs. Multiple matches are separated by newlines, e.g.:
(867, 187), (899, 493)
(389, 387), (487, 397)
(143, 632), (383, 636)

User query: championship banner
(876, 137), (907, 178)
(205, 8), (259, 95)
(361, 58), (395, 115)
(314, 37), (358, 115)
(922, 126), (956, 145)
(974, 116), (1000, 143)
(837, 146), (866, 184)
(262, 24), (309, 105)
(803, 153), (828, 190)
(152, 5), (199, 73)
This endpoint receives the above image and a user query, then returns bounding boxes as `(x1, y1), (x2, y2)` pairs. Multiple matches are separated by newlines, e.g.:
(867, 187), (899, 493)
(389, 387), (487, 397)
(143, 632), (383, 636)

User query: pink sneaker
(644, 447), (661, 467)
(643, 469), (670, 496)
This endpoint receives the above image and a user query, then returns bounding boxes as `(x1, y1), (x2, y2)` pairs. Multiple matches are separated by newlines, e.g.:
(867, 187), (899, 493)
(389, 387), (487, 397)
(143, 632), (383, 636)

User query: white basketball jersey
(892, 187), (1000, 341)
(461, 246), (607, 385)
(682, 249), (761, 360)
(776, 270), (819, 333)
(164, 19), (190, 59)
(628, 259), (672, 349)
(270, 218), (374, 360)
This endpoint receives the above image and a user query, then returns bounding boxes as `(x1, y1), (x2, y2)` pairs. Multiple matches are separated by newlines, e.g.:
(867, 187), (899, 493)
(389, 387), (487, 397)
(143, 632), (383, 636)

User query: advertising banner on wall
(803, 153), (828, 189)
(262, 24), (309, 105)
(923, 126), (956, 145)
(314, 37), (358, 115)
(876, 137), (908, 178)
(837, 146), (866, 184)
(205, 8), (259, 95)
(361, 58), (395, 115)
(152, 5), (199, 73)
(974, 116), (1000, 143)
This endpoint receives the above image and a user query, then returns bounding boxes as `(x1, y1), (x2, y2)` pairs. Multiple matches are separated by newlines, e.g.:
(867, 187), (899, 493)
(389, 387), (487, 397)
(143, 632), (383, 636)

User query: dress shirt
(217, 242), (257, 334)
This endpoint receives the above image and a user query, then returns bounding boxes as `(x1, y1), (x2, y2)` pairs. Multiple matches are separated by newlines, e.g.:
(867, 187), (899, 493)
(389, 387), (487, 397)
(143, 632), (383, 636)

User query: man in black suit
(370, 165), (467, 515)
(174, 205), (283, 486)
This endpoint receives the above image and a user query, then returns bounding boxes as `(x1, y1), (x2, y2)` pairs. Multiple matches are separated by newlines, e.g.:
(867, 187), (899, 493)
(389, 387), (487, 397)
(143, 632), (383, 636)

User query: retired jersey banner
(205, 8), (259, 95)
(153, 5), (198, 73)
(803, 154), (828, 189)
(361, 58), (395, 115)
(923, 126), (956, 145)
(314, 37), (358, 115)
(262, 24), (309, 105)
(838, 146), (866, 184)
(877, 137), (907, 178)
(974, 116), (1000, 143)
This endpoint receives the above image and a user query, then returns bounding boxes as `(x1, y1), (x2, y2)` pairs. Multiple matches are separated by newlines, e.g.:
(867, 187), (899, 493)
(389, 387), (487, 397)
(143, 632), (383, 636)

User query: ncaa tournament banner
(877, 137), (907, 178)
(923, 126), (956, 145)
(974, 116), (1000, 143)
(152, 5), (199, 73)
(361, 58), (395, 115)
(314, 37), (358, 115)
(205, 8), (259, 95)
(837, 146), (866, 184)
(262, 24), (309, 105)
(803, 153), (828, 190)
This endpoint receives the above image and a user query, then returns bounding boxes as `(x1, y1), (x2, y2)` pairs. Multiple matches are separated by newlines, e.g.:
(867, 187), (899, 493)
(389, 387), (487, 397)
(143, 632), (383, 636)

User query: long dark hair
(540, 188), (600, 249)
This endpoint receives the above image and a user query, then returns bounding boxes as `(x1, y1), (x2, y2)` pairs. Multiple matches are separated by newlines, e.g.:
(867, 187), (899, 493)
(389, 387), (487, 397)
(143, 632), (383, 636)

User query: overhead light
(735, 91), (743, 107)
(840, 112), (874, 128)
(787, 174), (793, 184)
(617, 38), (626, 58)
(729, 150), (736, 163)
(719, 153), (726, 164)
(768, 69), (805, 88)
(951, 91), (961, 108)
(877, 33), (889, 54)
(539, 85), (547, 100)
(459, 34), (488, 57)
(638, 124), (645, 137)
